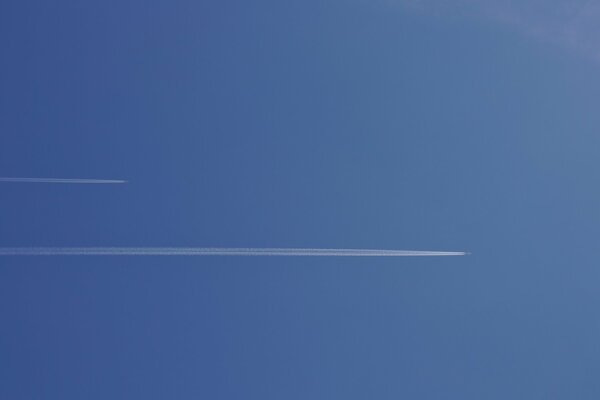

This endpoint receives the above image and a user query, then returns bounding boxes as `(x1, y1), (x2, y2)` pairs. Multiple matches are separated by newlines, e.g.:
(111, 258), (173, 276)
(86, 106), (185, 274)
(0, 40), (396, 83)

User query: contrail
(0, 247), (467, 257)
(0, 178), (126, 184)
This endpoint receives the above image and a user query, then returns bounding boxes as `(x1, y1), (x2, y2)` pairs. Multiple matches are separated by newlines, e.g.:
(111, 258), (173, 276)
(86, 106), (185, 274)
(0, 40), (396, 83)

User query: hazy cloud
(0, 247), (467, 257)
(0, 177), (127, 184)
(399, 0), (600, 60)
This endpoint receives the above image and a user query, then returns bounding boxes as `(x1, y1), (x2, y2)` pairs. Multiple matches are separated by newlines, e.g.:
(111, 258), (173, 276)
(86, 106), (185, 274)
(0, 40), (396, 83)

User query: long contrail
(0, 178), (126, 184)
(0, 247), (466, 257)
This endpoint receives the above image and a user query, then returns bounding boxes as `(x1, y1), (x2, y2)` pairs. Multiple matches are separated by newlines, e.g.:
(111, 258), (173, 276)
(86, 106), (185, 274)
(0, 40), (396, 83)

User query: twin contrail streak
(0, 178), (126, 184)
(0, 247), (466, 257)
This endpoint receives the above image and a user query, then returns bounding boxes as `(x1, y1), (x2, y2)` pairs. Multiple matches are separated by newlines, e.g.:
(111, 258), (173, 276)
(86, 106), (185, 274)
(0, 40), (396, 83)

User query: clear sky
(2, 1), (600, 398)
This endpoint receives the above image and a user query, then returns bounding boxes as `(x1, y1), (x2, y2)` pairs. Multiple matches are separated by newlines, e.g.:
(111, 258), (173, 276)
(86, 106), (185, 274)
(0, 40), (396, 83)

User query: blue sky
(1, 1), (600, 398)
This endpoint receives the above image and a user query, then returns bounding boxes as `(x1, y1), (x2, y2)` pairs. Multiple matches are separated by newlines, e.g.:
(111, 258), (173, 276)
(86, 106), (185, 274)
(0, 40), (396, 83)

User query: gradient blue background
(2, 1), (600, 398)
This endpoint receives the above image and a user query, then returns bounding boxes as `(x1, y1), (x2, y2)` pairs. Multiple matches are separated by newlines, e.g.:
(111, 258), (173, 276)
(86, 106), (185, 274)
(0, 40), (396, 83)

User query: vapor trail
(0, 178), (126, 184)
(0, 247), (466, 257)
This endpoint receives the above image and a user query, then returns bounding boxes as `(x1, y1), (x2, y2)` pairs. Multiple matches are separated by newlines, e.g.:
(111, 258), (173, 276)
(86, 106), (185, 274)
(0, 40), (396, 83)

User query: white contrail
(0, 178), (126, 184)
(0, 247), (467, 257)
